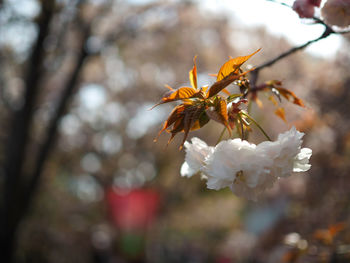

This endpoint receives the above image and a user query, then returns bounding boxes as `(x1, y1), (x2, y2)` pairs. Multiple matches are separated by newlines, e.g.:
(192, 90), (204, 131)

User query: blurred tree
(1, 0), (350, 262)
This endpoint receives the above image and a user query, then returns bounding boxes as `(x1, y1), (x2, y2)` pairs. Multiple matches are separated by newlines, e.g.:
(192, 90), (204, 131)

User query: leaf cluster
(152, 49), (305, 148)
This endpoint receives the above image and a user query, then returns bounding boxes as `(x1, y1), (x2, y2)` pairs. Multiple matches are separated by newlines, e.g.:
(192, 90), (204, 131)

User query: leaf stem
(240, 111), (272, 141)
(216, 127), (227, 144)
(237, 114), (245, 140)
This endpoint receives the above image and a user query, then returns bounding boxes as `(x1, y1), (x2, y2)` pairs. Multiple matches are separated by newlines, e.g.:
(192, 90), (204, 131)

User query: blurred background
(1, 0), (350, 262)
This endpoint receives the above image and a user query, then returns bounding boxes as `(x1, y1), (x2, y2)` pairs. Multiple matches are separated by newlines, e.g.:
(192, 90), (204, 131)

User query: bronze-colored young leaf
(154, 104), (186, 141)
(189, 56), (198, 90)
(207, 75), (237, 98)
(216, 48), (260, 81)
(179, 104), (206, 148)
(207, 68), (254, 98)
(190, 111), (210, 131)
(206, 98), (231, 133)
(276, 87), (305, 107)
(167, 118), (185, 145)
(162, 104), (207, 148)
(275, 107), (287, 123)
(151, 86), (198, 109)
(268, 95), (278, 106)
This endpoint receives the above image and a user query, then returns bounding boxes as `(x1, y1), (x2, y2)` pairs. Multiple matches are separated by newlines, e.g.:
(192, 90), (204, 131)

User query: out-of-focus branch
(23, 24), (90, 212)
(0, 0), (56, 261)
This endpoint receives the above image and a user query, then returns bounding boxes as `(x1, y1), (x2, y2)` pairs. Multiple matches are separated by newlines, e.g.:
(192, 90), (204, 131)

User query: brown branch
(23, 24), (90, 206)
(256, 27), (334, 71)
(249, 26), (334, 89)
(0, 1), (56, 261)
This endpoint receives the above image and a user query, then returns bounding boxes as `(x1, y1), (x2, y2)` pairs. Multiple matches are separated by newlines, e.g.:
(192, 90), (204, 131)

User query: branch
(0, 0), (56, 260)
(259, 0), (350, 73)
(249, 25), (335, 89)
(256, 27), (334, 71)
(22, 23), (91, 222)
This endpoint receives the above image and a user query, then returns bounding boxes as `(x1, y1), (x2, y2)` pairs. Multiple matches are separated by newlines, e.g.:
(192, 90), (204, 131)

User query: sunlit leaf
(162, 104), (207, 148)
(190, 111), (210, 131)
(227, 93), (243, 103)
(250, 92), (263, 108)
(206, 98), (230, 133)
(275, 107), (287, 123)
(276, 87), (305, 107)
(268, 95), (278, 106)
(216, 48), (260, 81)
(189, 56), (198, 90)
(201, 85), (209, 93)
(207, 68), (254, 98)
(180, 105), (206, 148)
(154, 104), (186, 141)
(266, 79), (282, 87)
(222, 88), (231, 95)
(151, 86), (198, 109)
(167, 118), (185, 145)
(164, 84), (174, 91)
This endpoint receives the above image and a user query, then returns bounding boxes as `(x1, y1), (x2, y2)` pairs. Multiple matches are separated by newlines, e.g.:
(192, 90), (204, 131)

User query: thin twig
(256, 26), (334, 71)
(241, 111), (272, 141)
(216, 127), (227, 144)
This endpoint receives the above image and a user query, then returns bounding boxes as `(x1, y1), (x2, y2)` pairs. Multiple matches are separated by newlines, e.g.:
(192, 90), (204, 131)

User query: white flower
(180, 137), (213, 177)
(179, 127), (312, 201)
(203, 139), (275, 200)
(321, 0), (350, 27)
(293, 147), (312, 172)
(229, 170), (277, 201)
(257, 127), (306, 177)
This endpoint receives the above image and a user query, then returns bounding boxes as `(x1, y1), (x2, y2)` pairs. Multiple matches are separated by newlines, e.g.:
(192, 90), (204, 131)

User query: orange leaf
(206, 98), (231, 133)
(255, 97), (263, 108)
(154, 105), (186, 141)
(275, 107), (287, 123)
(180, 105), (206, 149)
(329, 222), (346, 237)
(313, 222), (345, 245)
(151, 86), (198, 109)
(216, 48), (260, 81)
(167, 118), (185, 145)
(189, 56), (198, 90)
(222, 88), (231, 96)
(276, 87), (305, 107)
(207, 67), (254, 98)
(190, 112), (210, 131)
(164, 84), (174, 91)
(268, 95), (278, 106)
(163, 104), (207, 149)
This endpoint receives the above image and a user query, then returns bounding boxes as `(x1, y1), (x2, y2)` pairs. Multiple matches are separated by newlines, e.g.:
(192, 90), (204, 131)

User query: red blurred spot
(106, 187), (160, 231)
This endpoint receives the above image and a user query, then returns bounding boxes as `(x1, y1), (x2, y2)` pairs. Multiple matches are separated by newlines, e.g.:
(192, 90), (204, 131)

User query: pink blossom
(293, 0), (317, 18)
(322, 0), (350, 27)
(309, 0), (321, 7)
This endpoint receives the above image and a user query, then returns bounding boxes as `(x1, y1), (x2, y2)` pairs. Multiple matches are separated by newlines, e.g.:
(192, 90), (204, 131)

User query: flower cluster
(293, 0), (321, 18)
(181, 127), (312, 201)
(292, 0), (350, 28)
(322, 0), (350, 27)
